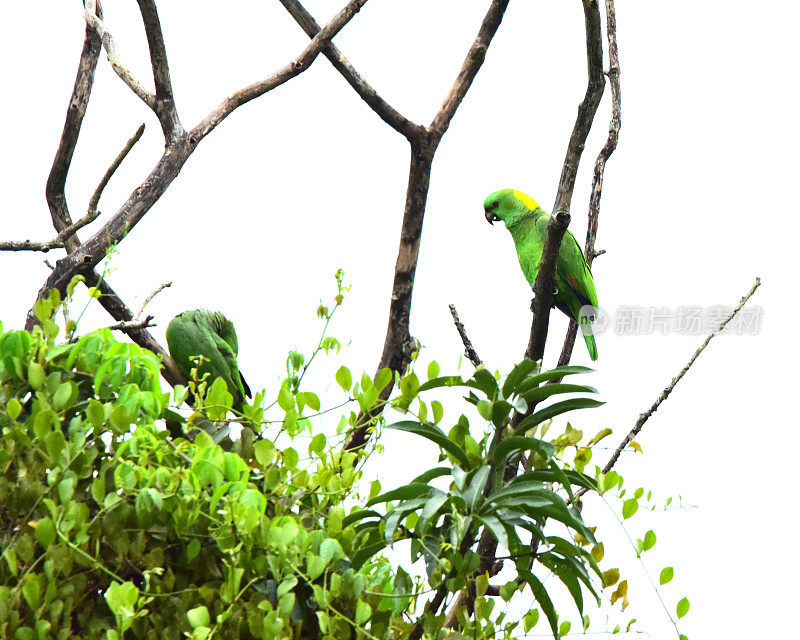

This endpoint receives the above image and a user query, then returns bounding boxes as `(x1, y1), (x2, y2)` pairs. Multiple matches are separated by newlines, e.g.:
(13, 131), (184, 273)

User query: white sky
(2, 1), (798, 638)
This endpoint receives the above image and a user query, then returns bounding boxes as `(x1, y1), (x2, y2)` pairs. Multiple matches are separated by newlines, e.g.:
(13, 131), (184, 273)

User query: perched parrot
(484, 189), (599, 361)
(166, 309), (252, 412)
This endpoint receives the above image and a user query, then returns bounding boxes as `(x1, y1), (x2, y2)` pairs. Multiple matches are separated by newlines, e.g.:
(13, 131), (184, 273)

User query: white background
(2, 1), (798, 638)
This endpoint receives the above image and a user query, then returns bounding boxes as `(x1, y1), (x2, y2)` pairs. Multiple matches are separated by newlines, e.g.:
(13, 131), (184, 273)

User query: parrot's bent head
(484, 189), (540, 227)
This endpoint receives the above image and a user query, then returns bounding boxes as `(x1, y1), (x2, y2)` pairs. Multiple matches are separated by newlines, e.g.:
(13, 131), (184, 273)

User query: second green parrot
(484, 189), (599, 361)
(166, 309), (252, 412)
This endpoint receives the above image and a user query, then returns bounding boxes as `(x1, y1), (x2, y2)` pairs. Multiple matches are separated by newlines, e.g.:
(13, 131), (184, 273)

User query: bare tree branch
(191, 0), (370, 143)
(449, 304), (483, 368)
(84, 0), (156, 109)
(526, 0), (605, 366)
(25, 0), (372, 333)
(106, 315), (156, 333)
(135, 0), (182, 138)
(344, 0), (511, 453)
(2, 124), (144, 253)
(278, 0), (420, 137)
(136, 281), (172, 319)
(89, 124), (147, 219)
(585, 277), (762, 491)
(558, 0), (621, 367)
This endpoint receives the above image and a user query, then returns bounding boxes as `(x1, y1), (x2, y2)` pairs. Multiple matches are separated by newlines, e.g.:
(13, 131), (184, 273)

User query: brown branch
(136, 281), (172, 319)
(552, 0), (605, 218)
(89, 124), (147, 218)
(32, 12), (168, 377)
(558, 0), (621, 367)
(106, 315), (156, 333)
(84, 0), (156, 109)
(452, 2), (608, 622)
(526, 212), (571, 362)
(449, 304), (483, 368)
(526, 0), (604, 364)
(345, 0), (511, 453)
(26, 0), (370, 334)
(191, 0), (370, 143)
(278, 0), (419, 137)
(3, 124), (144, 253)
(586, 278), (762, 490)
(135, 0), (182, 138)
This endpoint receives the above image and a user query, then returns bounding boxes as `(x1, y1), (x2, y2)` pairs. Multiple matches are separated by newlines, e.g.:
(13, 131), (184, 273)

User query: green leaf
(28, 361), (46, 390)
(559, 620), (571, 637)
(254, 440), (276, 467)
(386, 421), (470, 468)
(475, 514), (509, 550)
(493, 436), (555, 466)
(523, 608), (539, 632)
(277, 576), (298, 599)
(502, 358), (538, 398)
(521, 383), (597, 405)
(366, 483), (431, 507)
(676, 597), (690, 618)
(355, 601), (371, 626)
(277, 387), (294, 411)
(6, 398), (22, 420)
(514, 398), (604, 434)
(641, 529), (656, 552)
(282, 447), (298, 469)
(660, 567), (674, 585)
(427, 361), (440, 380)
(462, 465), (491, 512)
(417, 375), (466, 393)
(341, 509), (381, 528)
(187, 606), (210, 629)
(518, 569), (559, 639)
(309, 433), (326, 456)
(104, 581), (139, 634)
(515, 365), (594, 395)
(34, 518), (56, 549)
(622, 498), (638, 519)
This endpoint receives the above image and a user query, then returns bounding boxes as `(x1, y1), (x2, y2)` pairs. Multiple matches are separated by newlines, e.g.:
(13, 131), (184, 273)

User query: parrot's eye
(492, 200), (499, 208)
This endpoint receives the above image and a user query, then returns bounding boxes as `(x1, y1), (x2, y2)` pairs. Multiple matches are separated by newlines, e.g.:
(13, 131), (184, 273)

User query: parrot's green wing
(166, 309), (251, 412)
(484, 189), (599, 361)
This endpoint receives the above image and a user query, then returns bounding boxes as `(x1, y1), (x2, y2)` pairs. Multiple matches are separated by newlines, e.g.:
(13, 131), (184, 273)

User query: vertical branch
(136, 0), (182, 139)
(525, 0), (605, 365)
(45, 16), (103, 250)
(344, 0), (511, 452)
(558, 0), (621, 367)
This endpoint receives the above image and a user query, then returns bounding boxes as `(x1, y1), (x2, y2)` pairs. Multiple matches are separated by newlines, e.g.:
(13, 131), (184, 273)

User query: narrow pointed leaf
(386, 421), (470, 468)
(514, 398), (605, 435)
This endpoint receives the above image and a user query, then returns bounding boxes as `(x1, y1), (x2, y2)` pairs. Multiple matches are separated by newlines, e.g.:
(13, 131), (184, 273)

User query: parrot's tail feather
(584, 332), (598, 361)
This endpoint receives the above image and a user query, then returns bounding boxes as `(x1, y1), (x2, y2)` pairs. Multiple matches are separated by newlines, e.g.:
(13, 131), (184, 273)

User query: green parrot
(165, 309), (252, 412)
(484, 189), (599, 361)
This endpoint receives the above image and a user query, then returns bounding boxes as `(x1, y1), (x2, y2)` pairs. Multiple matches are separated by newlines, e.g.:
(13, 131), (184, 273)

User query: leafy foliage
(0, 289), (689, 639)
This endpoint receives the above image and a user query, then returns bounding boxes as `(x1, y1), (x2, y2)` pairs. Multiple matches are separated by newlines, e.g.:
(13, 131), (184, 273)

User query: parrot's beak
(484, 207), (499, 225)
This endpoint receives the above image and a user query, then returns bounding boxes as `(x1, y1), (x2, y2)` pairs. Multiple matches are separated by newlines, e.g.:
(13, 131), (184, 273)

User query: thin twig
(191, 0), (370, 143)
(136, 281), (172, 319)
(558, 0), (621, 367)
(593, 277), (762, 485)
(2, 125), (145, 253)
(135, 0), (182, 138)
(107, 315), (156, 333)
(278, 0), (419, 137)
(84, 0), (156, 109)
(26, 0), (370, 333)
(449, 304), (483, 367)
